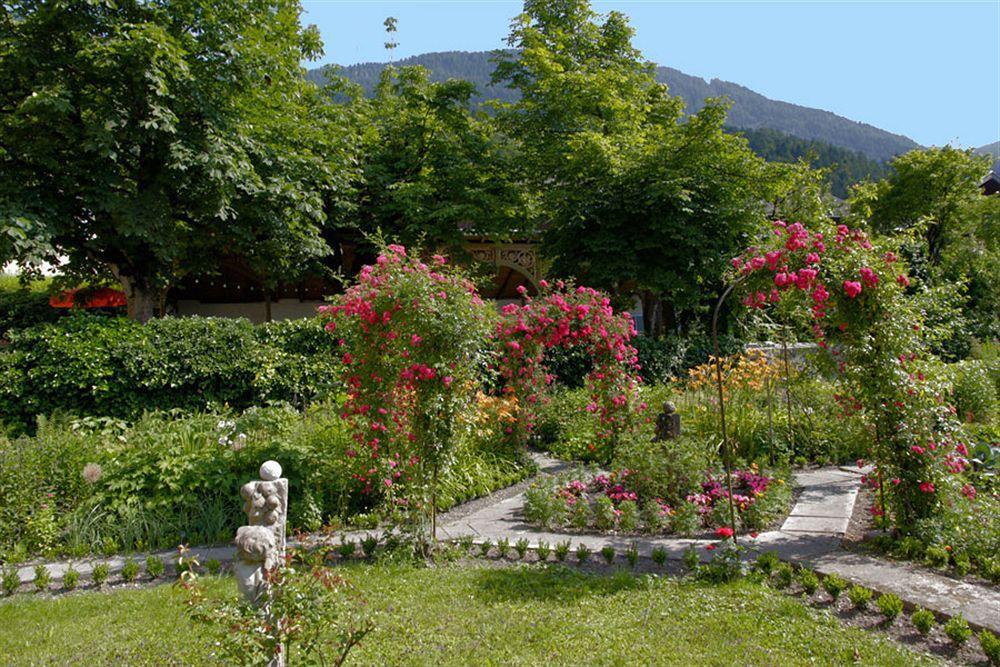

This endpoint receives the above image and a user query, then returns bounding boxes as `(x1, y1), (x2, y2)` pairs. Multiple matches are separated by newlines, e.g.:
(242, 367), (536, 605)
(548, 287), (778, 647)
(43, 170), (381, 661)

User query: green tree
(494, 0), (776, 334)
(0, 0), (353, 320)
(350, 64), (526, 253)
(852, 147), (1000, 343)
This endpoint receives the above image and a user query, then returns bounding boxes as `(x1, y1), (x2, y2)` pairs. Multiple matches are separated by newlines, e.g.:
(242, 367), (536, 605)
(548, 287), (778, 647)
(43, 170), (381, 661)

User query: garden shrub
(0, 403), (530, 560)
(321, 244), (495, 540)
(773, 563), (795, 588)
(910, 608), (936, 635)
(612, 434), (710, 507)
(822, 573), (847, 600)
(979, 629), (1000, 665)
(798, 569), (819, 595)
(944, 615), (972, 645)
(1, 565), (18, 596)
(847, 585), (872, 610)
(32, 564), (50, 592)
(91, 562), (109, 586)
(951, 360), (997, 424)
(876, 593), (904, 622)
(63, 567), (79, 591)
(495, 280), (642, 462)
(0, 315), (345, 430)
(0, 288), (60, 338)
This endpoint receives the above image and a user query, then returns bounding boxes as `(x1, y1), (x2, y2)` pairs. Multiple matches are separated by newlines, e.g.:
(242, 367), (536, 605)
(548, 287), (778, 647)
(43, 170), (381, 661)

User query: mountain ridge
(308, 50), (922, 162)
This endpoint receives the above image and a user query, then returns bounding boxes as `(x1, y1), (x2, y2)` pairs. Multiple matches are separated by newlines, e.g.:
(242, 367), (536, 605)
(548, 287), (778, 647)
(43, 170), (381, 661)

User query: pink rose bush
(495, 280), (643, 462)
(320, 244), (494, 534)
(732, 220), (973, 532)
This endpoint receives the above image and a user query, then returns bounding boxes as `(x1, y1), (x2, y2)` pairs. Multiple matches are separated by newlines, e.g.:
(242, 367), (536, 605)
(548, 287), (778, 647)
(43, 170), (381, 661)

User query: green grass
(0, 563), (937, 666)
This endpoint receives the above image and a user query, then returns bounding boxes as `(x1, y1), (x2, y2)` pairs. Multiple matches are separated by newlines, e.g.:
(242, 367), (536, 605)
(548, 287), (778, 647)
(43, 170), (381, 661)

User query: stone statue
(653, 401), (681, 441)
(234, 461), (288, 605)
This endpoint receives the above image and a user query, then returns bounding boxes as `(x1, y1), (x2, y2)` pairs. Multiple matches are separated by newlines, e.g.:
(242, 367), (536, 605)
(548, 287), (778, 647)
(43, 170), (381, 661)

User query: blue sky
(301, 1), (1000, 149)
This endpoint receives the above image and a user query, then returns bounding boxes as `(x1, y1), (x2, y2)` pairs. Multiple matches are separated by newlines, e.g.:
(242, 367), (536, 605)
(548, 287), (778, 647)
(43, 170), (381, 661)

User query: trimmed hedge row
(0, 315), (342, 431)
(0, 289), (61, 338)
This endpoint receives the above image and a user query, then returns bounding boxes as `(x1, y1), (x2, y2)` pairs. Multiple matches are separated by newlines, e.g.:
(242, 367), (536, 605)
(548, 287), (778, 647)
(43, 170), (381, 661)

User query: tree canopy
(0, 0), (353, 319)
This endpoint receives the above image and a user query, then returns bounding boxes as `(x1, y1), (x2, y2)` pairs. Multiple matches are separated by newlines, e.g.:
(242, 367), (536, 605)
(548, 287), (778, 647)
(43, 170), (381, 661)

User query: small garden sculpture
(653, 401), (681, 441)
(234, 461), (287, 605)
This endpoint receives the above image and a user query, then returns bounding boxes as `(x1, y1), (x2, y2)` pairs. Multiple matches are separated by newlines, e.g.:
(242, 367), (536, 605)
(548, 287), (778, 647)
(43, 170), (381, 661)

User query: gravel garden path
(11, 453), (999, 635)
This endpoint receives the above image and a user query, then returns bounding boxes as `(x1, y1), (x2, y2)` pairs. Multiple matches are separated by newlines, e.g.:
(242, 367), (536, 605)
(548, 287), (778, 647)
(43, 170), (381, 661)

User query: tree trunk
(111, 266), (157, 323)
(263, 288), (273, 322)
(640, 290), (656, 336)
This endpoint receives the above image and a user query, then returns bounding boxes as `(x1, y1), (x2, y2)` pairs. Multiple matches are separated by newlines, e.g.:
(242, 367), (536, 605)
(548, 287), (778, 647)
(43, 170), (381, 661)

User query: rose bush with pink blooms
(495, 280), (643, 462)
(320, 244), (494, 538)
(732, 220), (970, 532)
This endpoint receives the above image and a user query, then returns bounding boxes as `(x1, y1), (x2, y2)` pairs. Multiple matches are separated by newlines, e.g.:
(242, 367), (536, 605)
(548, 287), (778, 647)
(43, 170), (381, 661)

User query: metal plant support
(711, 282), (741, 546)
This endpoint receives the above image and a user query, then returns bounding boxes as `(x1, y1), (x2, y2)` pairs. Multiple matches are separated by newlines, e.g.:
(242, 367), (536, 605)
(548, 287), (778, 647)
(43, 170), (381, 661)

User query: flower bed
(522, 465), (790, 536)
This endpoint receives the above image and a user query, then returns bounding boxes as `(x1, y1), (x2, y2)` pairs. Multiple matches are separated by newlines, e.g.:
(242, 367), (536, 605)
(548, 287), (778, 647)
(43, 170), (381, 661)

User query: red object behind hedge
(49, 287), (127, 309)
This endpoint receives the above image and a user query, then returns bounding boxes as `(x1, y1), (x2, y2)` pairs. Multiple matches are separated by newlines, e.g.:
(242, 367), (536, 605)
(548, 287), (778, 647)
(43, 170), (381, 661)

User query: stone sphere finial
(260, 460), (282, 481)
(663, 401), (675, 414)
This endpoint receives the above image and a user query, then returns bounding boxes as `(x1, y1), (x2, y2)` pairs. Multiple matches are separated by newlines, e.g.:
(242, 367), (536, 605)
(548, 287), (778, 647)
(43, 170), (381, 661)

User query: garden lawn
(0, 563), (937, 666)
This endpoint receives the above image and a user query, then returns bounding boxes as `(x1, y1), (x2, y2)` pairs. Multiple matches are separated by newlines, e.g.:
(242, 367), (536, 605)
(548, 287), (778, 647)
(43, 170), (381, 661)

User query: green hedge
(0, 289), (61, 338)
(0, 315), (343, 430)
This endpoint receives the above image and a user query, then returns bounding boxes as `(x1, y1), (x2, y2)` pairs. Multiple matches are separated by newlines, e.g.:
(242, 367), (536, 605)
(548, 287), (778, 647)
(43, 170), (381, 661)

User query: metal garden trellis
(709, 277), (799, 548)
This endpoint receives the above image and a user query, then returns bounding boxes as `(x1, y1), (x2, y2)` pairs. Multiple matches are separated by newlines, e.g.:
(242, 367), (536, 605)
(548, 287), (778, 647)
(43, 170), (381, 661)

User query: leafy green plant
(773, 563), (794, 589)
(682, 545), (700, 574)
(876, 593), (903, 622)
(569, 498), (591, 529)
(554, 540), (570, 562)
(479, 539), (492, 557)
(515, 538), (530, 560)
(338, 539), (355, 560)
(944, 615), (972, 645)
(63, 567), (80, 591)
(669, 501), (701, 537)
(953, 553), (971, 577)
(755, 551), (778, 576)
(594, 496), (616, 531)
(798, 569), (819, 595)
(204, 559), (221, 576)
(362, 535), (379, 558)
(822, 573), (848, 601)
(145, 555), (165, 579)
(925, 545), (949, 569)
(32, 565), (50, 592)
(185, 556), (374, 666)
(910, 608), (936, 635)
(576, 543), (591, 564)
(1, 565), (18, 596)
(536, 540), (551, 562)
(847, 585), (872, 610)
(625, 543), (639, 569)
(457, 535), (474, 554)
(600, 545), (616, 565)
(121, 558), (140, 582)
(641, 499), (664, 534)
(618, 500), (639, 533)
(92, 562), (110, 586)
(978, 629), (1000, 666)
(651, 546), (667, 568)
(496, 537), (510, 559)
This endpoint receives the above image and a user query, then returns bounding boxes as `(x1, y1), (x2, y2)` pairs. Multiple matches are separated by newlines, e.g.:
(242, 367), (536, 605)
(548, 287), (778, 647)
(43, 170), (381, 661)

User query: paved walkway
(9, 456), (999, 634)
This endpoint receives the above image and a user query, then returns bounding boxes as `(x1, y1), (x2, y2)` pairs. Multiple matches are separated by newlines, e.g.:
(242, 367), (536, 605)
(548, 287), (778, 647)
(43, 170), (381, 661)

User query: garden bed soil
(789, 580), (992, 666)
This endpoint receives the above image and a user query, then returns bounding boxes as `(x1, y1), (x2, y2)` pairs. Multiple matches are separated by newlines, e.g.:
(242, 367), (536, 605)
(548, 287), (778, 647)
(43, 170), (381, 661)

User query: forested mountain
(975, 141), (1000, 160)
(309, 50), (921, 162)
(733, 127), (891, 198)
